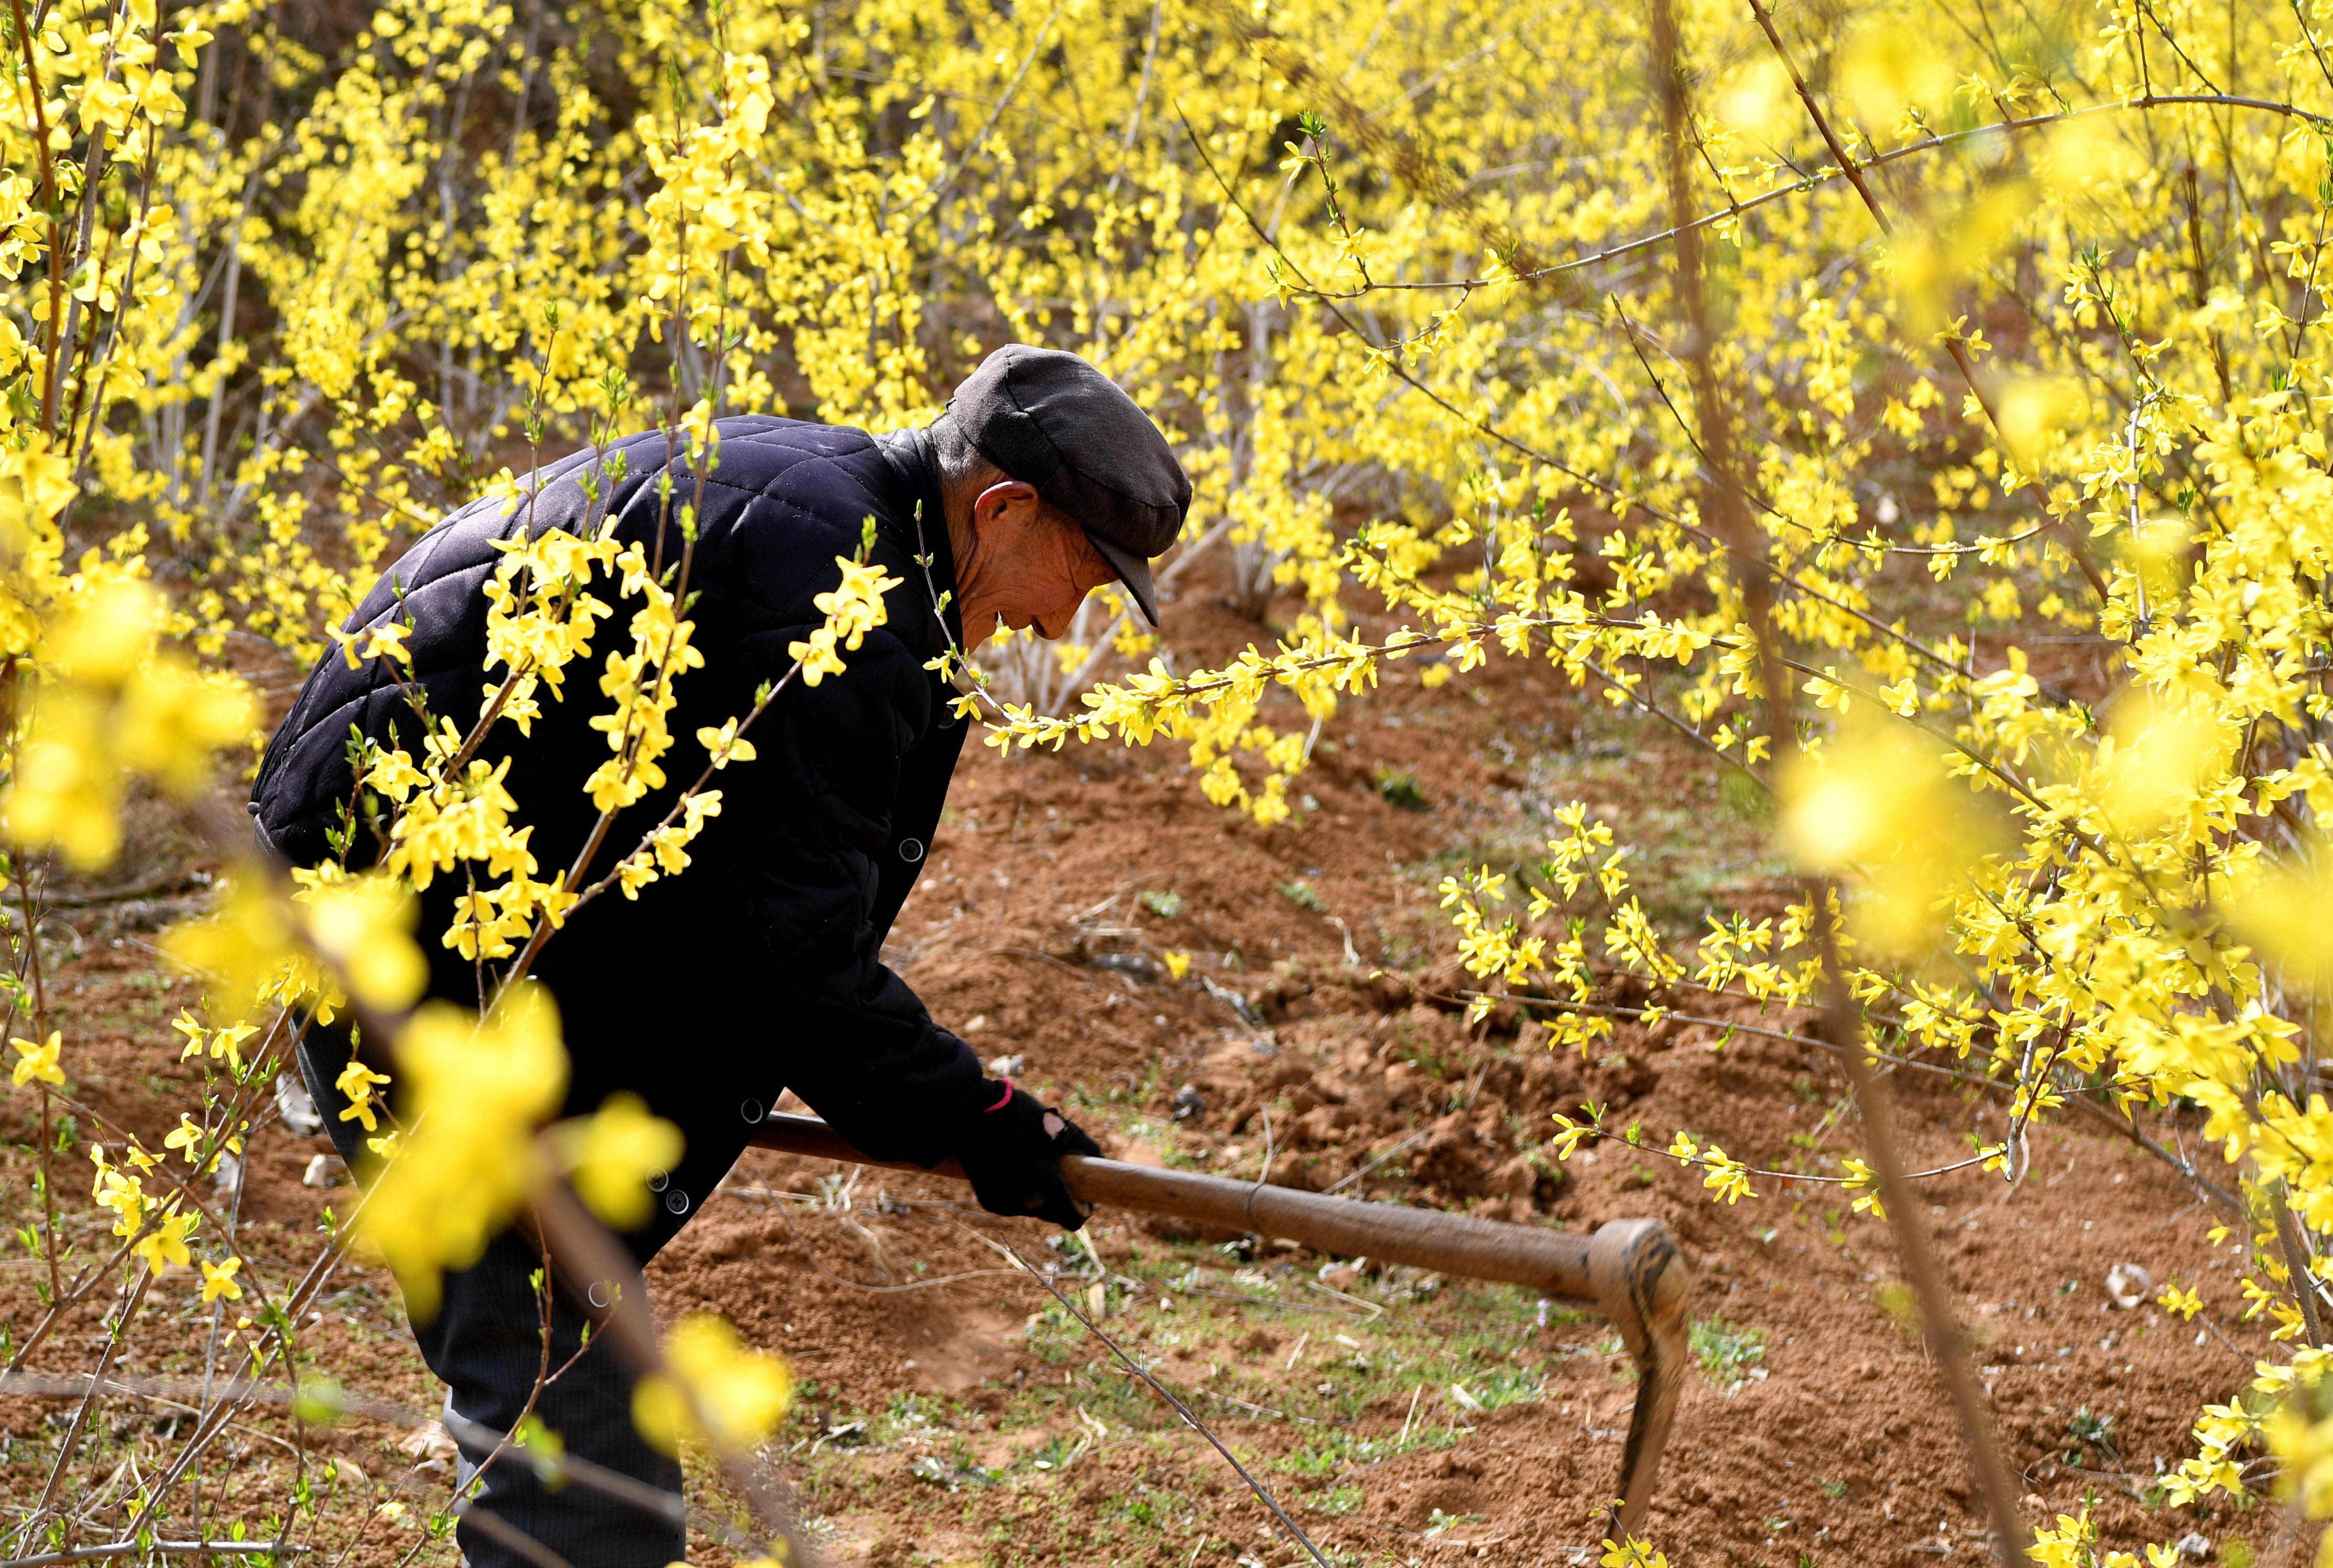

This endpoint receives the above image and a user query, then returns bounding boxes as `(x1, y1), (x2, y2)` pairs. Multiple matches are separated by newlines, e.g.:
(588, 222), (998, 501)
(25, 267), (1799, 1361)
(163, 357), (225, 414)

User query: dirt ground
(0, 557), (2290, 1567)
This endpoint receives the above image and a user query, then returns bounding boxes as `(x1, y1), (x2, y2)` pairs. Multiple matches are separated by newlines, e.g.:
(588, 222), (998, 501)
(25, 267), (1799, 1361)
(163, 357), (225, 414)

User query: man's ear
(971, 480), (1040, 530)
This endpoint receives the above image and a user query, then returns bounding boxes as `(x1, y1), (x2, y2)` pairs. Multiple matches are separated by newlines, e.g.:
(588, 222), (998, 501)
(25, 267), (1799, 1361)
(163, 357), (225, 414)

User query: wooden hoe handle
(747, 1111), (1691, 1539)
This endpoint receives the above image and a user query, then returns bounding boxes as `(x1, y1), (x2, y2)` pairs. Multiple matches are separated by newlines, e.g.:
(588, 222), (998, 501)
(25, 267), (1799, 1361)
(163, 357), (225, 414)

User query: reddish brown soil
(0, 561), (2286, 1566)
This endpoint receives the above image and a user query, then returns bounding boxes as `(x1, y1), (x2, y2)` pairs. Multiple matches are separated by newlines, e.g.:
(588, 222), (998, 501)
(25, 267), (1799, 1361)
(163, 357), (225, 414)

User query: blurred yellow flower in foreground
(559, 1092), (685, 1230)
(359, 984), (569, 1321)
(301, 873), (430, 1012)
(1780, 720), (1997, 954)
(631, 1312), (795, 1456)
(2229, 853), (2333, 986)
(3, 577), (254, 869)
(2088, 691), (2238, 839)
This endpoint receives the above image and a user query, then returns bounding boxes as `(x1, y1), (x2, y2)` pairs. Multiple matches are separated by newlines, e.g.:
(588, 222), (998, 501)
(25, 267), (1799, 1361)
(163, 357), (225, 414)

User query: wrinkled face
(956, 480), (1119, 651)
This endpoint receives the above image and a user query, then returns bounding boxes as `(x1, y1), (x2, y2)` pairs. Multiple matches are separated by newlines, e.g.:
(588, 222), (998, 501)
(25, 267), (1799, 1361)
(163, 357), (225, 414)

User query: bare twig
(453, 1507), (574, 1568)
(525, 1175), (813, 1562)
(1649, 3), (2028, 1562)
(1740, 0), (2106, 603)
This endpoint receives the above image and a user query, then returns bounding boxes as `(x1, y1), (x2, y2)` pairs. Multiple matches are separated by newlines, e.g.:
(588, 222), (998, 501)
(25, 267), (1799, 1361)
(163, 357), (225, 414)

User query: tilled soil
(0, 571), (2286, 1566)
(639, 595), (2273, 1566)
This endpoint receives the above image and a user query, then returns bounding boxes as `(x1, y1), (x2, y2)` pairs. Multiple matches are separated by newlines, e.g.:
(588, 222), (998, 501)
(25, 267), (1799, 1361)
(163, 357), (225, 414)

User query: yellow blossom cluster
(791, 554), (904, 687)
(481, 521), (624, 735)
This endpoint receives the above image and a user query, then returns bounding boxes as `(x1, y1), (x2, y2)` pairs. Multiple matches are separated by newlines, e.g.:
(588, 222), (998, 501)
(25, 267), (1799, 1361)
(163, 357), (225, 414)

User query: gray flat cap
(947, 345), (1190, 625)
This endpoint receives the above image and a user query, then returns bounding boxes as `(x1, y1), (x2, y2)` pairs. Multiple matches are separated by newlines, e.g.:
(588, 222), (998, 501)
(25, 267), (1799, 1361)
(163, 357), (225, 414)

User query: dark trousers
(300, 1032), (686, 1568)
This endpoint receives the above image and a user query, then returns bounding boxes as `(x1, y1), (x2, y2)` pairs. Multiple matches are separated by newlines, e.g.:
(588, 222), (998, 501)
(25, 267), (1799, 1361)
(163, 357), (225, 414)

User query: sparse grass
(878, 1390), (951, 1440)
(769, 1237), (1602, 1566)
(1450, 1364), (1544, 1410)
(907, 1445), (1001, 1490)
(1281, 1423), (1466, 1480)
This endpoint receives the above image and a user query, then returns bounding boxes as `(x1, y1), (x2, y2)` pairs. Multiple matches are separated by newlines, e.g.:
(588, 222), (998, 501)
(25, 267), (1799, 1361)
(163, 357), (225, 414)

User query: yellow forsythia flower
(200, 1257), (244, 1304)
(788, 556), (901, 687)
(134, 1211), (199, 1273)
(9, 1031), (62, 1086)
(335, 1060), (393, 1133)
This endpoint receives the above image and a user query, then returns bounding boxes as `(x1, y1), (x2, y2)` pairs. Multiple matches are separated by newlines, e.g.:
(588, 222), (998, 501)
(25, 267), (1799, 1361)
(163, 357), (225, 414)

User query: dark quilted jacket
(251, 418), (984, 1255)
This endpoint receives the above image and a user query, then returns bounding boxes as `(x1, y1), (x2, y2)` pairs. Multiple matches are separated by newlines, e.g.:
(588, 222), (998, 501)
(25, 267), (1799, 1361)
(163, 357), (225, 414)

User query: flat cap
(948, 345), (1190, 625)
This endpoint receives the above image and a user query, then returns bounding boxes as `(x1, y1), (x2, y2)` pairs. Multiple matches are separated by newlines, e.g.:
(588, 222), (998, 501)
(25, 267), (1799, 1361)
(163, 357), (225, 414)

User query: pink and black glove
(954, 1079), (1100, 1230)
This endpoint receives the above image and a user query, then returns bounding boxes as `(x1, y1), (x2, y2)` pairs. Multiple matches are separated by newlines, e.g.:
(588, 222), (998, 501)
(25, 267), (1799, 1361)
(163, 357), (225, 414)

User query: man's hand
(953, 1079), (1100, 1230)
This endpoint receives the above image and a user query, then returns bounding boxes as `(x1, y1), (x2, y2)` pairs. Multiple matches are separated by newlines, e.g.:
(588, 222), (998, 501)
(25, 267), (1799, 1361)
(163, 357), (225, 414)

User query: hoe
(749, 1113), (1692, 1537)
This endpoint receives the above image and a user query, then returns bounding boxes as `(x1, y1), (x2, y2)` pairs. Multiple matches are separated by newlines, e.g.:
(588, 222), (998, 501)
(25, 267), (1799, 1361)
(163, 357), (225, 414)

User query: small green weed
(1025, 1300), (1085, 1364)
(877, 1391), (947, 1440)
(1375, 766), (1430, 811)
(2065, 1406), (2117, 1465)
(1284, 1443), (1345, 1478)
(1309, 1484), (1365, 1517)
(1424, 1508), (1486, 1536)
(1277, 879), (1326, 912)
(1875, 1280), (1922, 1340)
(1108, 1489), (1161, 1527)
(1030, 1433), (1084, 1472)
(1139, 889), (1186, 918)
(1689, 1317), (1767, 1389)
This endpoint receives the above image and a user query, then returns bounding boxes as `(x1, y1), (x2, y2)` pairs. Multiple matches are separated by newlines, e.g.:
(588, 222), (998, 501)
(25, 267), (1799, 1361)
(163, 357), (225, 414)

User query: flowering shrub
(8, 0), (2333, 1558)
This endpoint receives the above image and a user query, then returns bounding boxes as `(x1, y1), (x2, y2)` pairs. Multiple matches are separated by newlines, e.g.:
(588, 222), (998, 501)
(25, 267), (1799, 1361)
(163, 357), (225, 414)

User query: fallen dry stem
(976, 1229), (1334, 1568)
(0, 1542), (313, 1568)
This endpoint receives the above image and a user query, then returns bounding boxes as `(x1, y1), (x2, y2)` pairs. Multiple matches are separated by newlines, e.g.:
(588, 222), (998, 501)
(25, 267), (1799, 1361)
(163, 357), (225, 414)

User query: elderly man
(249, 346), (1190, 1568)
